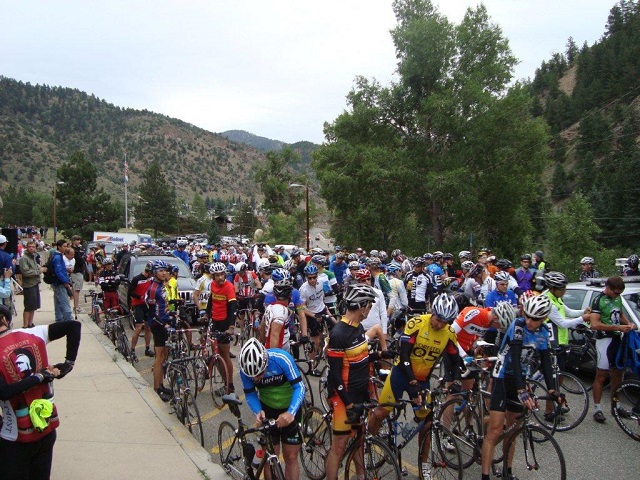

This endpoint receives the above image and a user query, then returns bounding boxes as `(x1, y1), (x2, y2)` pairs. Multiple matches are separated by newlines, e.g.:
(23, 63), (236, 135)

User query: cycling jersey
(453, 306), (493, 352)
(327, 317), (369, 406)
(264, 302), (293, 349)
(405, 270), (432, 307)
(590, 292), (623, 338)
(484, 290), (518, 308)
(209, 280), (236, 322)
(234, 271), (259, 297)
(299, 281), (325, 314)
(319, 269), (338, 304)
(579, 270), (600, 282)
(145, 279), (170, 325)
(264, 288), (304, 309)
(194, 274), (212, 311)
(128, 273), (152, 308)
(329, 260), (348, 285)
(241, 349), (305, 416)
(373, 272), (391, 304)
(397, 314), (459, 382)
(98, 268), (120, 292)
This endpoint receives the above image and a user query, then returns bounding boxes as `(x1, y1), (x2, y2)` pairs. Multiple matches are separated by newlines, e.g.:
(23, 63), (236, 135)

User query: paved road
(110, 315), (639, 479)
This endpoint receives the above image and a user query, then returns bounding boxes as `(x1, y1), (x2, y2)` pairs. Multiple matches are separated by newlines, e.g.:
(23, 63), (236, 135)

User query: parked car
(117, 252), (197, 315)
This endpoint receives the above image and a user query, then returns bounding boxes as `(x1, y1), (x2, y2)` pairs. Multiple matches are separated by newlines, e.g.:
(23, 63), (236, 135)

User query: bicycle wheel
(182, 391), (204, 447)
(611, 380), (640, 442)
(318, 364), (330, 413)
(209, 356), (229, 408)
(503, 424), (566, 479)
(117, 331), (134, 364)
(128, 313), (135, 331)
(436, 397), (481, 469)
(92, 306), (100, 324)
(191, 356), (208, 398)
(300, 407), (331, 480)
(217, 420), (244, 479)
(344, 437), (401, 480)
(422, 423), (463, 479)
(555, 371), (589, 431)
(528, 379), (558, 436)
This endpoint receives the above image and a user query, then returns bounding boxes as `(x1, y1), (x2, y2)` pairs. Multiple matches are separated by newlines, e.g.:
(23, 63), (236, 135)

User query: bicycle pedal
(401, 466), (408, 476)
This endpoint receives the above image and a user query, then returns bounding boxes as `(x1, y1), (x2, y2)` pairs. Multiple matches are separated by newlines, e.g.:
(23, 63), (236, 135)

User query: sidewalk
(17, 284), (224, 480)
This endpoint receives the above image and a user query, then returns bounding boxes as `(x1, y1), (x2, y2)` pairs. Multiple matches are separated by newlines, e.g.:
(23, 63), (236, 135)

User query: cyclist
(311, 255), (340, 316)
(405, 257), (433, 313)
(369, 293), (462, 480)
(263, 270), (301, 352)
(589, 275), (638, 423)
(484, 271), (518, 308)
(145, 260), (172, 401)
(622, 254), (639, 276)
(386, 263), (409, 325)
(482, 295), (558, 480)
(515, 254), (536, 291)
(579, 256), (600, 281)
(98, 257), (121, 313)
(325, 284), (378, 480)
(234, 261), (262, 328)
(354, 268), (389, 351)
(239, 338), (305, 480)
(208, 262), (238, 396)
(172, 238), (190, 267)
(127, 260), (154, 359)
(165, 265), (179, 310)
(299, 264), (330, 376)
(193, 262), (212, 320)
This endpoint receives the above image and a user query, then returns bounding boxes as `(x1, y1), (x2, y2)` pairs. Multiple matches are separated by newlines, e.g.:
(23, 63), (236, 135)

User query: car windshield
(623, 292), (640, 321)
(131, 259), (192, 278)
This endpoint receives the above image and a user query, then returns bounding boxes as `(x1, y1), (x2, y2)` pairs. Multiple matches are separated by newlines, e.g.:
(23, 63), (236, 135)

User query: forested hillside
(530, 0), (640, 251)
(0, 77), (266, 203)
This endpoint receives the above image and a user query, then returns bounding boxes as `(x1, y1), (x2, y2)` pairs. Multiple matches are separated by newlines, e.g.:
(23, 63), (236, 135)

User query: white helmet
(523, 295), (552, 320)
(239, 338), (268, 377)
(209, 262), (226, 274)
(431, 293), (459, 324)
(492, 302), (516, 331)
(235, 262), (248, 273)
(494, 271), (510, 283)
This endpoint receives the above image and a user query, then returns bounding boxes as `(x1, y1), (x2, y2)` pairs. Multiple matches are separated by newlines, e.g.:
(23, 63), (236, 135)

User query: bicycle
(164, 356), (204, 447)
(217, 394), (287, 480)
(114, 313), (135, 364)
(611, 368), (640, 441)
(565, 325), (598, 390)
(83, 289), (103, 325)
(195, 325), (231, 408)
(299, 406), (332, 480)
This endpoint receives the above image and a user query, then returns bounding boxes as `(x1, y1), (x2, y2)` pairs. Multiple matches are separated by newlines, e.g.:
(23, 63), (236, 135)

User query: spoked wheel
(611, 380), (640, 442)
(117, 332), (134, 364)
(344, 437), (401, 480)
(191, 356), (208, 398)
(300, 407), (331, 480)
(302, 372), (315, 409)
(436, 397), (482, 469)
(209, 357), (229, 408)
(528, 379), (558, 438)
(502, 425), (566, 479)
(318, 364), (330, 413)
(182, 391), (204, 447)
(423, 423), (463, 479)
(554, 372), (589, 431)
(217, 421), (244, 479)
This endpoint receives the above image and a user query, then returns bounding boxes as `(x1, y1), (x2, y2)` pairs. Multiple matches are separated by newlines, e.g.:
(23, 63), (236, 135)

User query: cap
(0, 235), (6, 244)
(71, 235), (82, 241)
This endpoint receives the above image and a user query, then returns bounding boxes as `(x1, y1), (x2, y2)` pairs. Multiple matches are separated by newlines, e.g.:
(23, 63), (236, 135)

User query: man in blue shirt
(51, 239), (73, 322)
(484, 271), (518, 308)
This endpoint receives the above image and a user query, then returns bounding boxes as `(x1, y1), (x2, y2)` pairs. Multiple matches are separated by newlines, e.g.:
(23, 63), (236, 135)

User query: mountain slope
(0, 77), (266, 202)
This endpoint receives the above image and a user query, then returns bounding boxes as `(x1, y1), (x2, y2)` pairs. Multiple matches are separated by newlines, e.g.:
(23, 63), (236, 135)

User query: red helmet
(354, 268), (372, 281)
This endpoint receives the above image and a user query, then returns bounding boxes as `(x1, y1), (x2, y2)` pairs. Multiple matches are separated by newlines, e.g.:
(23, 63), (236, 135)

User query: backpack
(43, 254), (56, 285)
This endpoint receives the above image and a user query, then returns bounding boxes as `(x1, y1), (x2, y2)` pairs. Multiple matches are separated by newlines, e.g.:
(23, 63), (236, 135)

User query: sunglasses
(307, 275), (318, 280)
(612, 289), (624, 295)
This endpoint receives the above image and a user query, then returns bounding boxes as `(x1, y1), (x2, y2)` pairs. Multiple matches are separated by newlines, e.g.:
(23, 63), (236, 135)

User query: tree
(192, 192), (207, 220)
(313, 0), (549, 256)
(134, 161), (177, 237)
(56, 151), (120, 239)
(254, 146), (305, 215)
(566, 36), (579, 63)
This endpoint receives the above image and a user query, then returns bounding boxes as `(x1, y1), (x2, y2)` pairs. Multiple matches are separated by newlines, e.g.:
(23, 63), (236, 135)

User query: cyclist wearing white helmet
(483, 294), (558, 480)
(579, 256), (600, 281)
(484, 271), (518, 308)
(233, 261), (262, 318)
(208, 261), (238, 396)
(325, 284), (377, 480)
(193, 261), (213, 319)
(172, 239), (190, 267)
(239, 338), (306, 480)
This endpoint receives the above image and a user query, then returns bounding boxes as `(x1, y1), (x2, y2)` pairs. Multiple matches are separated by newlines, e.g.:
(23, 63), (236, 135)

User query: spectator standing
(70, 235), (85, 314)
(18, 241), (43, 328)
(50, 239), (73, 322)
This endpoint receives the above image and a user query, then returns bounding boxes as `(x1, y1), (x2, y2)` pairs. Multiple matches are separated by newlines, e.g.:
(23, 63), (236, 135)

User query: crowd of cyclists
(87, 239), (640, 480)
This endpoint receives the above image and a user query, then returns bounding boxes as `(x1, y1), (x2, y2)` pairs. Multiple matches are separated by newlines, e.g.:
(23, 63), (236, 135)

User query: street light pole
(53, 181), (64, 243)
(289, 183), (310, 252)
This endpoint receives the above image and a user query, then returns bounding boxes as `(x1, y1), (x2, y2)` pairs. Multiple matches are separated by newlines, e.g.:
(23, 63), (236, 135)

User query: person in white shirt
(352, 268), (388, 351)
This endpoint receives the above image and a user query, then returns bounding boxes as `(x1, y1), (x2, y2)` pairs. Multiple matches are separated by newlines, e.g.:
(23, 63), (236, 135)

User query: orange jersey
(452, 307), (493, 352)
(210, 280), (236, 321)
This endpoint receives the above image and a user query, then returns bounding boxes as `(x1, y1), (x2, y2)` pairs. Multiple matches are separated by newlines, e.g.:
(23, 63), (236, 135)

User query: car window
(563, 288), (588, 310)
(622, 292), (640, 324)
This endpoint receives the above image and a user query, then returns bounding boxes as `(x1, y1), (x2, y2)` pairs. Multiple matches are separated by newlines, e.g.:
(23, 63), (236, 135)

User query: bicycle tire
(128, 313), (135, 331)
(191, 356), (208, 398)
(182, 391), (204, 447)
(209, 356), (229, 408)
(344, 437), (401, 480)
(92, 306), (100, 325)
(301, 371), (315, 409)
(528, 379), (558, 437)
(502, 424), (566, 479)
(436, 397), (482, 469)
(422, 423), (463, 479)
(318, 364), (330, 413)
(611, 380), (640, 442)
(118, 331), (134, 364)
(554, 371), (589, 431)
(217, 420), (244, 479)
(300, 406), (331, 480)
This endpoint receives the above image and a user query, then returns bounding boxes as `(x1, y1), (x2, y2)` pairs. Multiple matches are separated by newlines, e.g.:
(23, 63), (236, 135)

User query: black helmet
(0, 304), (12, 325)
(496, 258), (511, 269)
(628, 254), (639, 268)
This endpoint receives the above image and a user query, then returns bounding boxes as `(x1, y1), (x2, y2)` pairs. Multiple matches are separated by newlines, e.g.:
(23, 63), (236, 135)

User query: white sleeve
(397, 281), (409, 308)
(548, 304), (585, 329)
(377, 290), (388, 334)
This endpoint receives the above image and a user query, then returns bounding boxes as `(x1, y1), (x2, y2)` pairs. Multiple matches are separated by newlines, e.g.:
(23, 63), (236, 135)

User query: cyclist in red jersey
(208, 262), (238, 395)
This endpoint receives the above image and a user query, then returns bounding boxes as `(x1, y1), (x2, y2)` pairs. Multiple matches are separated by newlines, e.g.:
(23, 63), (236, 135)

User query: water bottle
(176, 374), (183, 392)
(401, 420), (414, 440)
(252, 448), (264, 468)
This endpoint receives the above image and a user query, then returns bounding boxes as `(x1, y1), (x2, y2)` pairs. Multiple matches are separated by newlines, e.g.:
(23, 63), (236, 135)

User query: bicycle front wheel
(611, 380), (640, 442)
(191, 356), (208, 398)
(300, 407), (331, 480)
(182, 391), (204, 447)
(555, 371), (589, 431)
(503, 424), (566, 479)
(344, 437), (401, 480)
(209, 356), (229, 408)
(436, 397), (481, 469)
(217, 420), (244, 479)
(421, 423), (463, 479)
(528, 379), (558, 436)
(318, 364), (330, 413)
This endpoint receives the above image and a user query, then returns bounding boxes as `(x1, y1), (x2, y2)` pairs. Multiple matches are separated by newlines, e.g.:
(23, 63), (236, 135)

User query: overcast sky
(1, 1), (614, 144)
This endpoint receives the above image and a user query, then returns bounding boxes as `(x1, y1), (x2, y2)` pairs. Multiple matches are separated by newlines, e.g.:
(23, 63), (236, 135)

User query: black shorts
(150, 324), (169, 348)
(133, 304), (148, 325)
(489, 377), (523, 413)
(23, 285), (41, 312)
(261, 404), (302, 445)
(211, 319), (233, 343)
(306, 315), (321, 337)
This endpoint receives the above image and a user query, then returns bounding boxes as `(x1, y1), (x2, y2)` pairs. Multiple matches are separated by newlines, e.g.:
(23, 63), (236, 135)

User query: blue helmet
(153, 260), (170, 272)
(226, 264), (235, 274)
(271, 267), (291, 282)
(304, 264), (318, 276)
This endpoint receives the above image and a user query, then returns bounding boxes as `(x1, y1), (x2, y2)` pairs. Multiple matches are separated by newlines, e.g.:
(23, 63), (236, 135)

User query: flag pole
(124, 153), (128, 232)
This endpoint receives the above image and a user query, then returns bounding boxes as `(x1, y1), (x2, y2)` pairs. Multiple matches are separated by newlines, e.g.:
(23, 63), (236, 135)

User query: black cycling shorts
(306, 314), (322, 337)
(261, 404), (302, 445)
(489, 377), (523, 413)
(211, 319), (233, 343)
(150, 323), (169, 348)
(133, 305), (148, 325)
